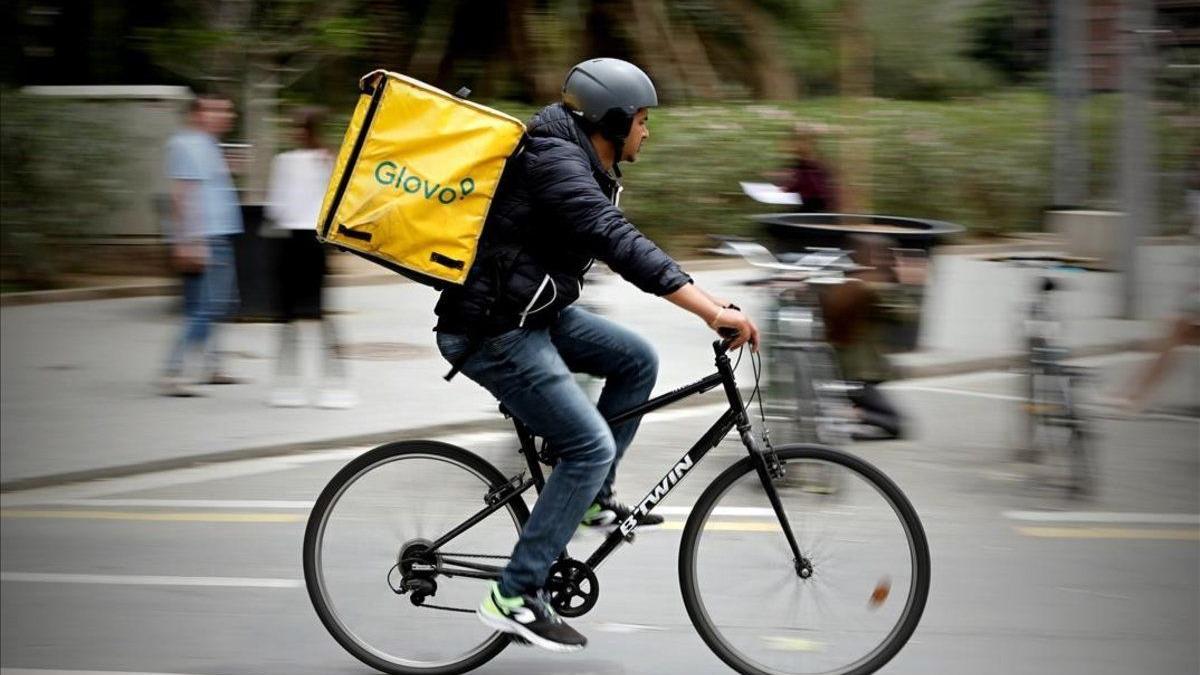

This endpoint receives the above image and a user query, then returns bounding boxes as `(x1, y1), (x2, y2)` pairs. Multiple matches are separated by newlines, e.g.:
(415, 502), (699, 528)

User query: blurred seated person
(778, 123), (839, 213)
(820, 235), (924, 440)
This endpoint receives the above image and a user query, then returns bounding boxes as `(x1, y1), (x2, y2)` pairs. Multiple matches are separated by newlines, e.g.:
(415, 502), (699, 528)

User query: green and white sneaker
(477, 582), (587, 652)
(579, 496), (664, 533)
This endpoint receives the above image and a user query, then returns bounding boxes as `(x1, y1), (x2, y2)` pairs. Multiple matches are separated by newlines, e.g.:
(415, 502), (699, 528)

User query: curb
(0, 258), (752, 307)
(0, 283), (178, 307)
(0, 340), (1155, 494)
(891, 339), (1155, 380)
(0, 417), (513, 493)
(4, 235), (1191, 307)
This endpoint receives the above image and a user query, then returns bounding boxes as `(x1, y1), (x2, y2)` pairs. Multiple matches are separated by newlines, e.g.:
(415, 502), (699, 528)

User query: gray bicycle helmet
(562, 58), (658, 152)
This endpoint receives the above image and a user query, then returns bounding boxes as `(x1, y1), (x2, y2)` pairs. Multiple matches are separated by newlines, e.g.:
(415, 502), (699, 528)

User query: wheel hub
(796, 557), (814, 579)
(394, 539), (439, 605)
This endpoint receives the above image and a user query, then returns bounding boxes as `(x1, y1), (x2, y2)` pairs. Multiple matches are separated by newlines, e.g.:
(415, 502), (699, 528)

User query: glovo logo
(374, 160), (475, 205)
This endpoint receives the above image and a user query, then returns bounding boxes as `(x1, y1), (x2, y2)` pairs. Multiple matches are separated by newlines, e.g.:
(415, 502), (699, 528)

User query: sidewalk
(1, 244), (1193, 490)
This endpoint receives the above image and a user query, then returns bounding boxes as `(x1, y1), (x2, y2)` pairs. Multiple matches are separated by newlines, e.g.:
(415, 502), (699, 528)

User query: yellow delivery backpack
(316, 70), (526, 287)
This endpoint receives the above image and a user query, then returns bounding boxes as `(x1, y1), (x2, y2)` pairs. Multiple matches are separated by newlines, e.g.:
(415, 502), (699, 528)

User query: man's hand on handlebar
(664, 282), (760, 352)
(710, 305), (760, 352)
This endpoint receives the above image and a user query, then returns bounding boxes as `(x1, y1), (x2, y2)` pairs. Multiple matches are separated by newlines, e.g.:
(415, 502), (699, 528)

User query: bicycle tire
(678, 444), (931, 675)
(303, 440), (530, 675)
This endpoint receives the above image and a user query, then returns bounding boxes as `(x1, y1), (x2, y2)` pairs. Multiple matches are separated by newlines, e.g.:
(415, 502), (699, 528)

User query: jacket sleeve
(525, 140), (692, 296)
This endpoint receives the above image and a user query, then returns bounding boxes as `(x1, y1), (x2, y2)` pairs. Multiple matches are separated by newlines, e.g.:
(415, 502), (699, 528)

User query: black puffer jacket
(434, 103), (692, 334)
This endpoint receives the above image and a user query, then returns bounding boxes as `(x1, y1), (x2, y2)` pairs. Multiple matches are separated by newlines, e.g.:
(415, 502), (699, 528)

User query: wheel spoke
(681, 446), (929, 675)
(304, 443), (526, 674)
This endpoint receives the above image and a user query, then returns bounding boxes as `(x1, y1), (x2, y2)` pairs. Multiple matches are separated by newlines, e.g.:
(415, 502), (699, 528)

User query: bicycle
(707, 239), (860, 448)
(1018, 275), (1096, 497)
(303, 335), (931, 675)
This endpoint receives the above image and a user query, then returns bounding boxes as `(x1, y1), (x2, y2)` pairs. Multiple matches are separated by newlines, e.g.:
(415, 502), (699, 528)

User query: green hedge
(493, 89), (1194, 254)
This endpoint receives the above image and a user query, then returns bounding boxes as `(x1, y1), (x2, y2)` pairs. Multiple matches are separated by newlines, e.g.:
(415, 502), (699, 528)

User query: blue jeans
(165, 236), (239, 375)
(436, 306), (658, 596)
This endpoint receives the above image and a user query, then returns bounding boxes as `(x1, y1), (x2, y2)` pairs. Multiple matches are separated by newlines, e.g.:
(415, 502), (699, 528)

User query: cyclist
(434, 58), (759, 652)
(819, 235), (919, 440)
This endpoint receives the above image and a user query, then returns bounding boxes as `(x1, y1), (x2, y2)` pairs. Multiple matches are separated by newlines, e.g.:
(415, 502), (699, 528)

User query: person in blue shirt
(159, 94), (245, 397)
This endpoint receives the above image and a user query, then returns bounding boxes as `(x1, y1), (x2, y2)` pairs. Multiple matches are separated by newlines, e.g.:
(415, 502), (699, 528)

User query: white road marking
(16, 499), (315, 510)
(0, 572), (302, 588)
(594, 622), (669, 634)
(886, 385), (1024, 402)
(1003, 511), (1200, 525)
(1, 670), (212, 675)
(1054, 586), (1134, 601)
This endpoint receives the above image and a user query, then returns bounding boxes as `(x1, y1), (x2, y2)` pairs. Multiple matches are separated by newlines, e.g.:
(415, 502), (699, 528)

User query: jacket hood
(527, 103), (609, 178)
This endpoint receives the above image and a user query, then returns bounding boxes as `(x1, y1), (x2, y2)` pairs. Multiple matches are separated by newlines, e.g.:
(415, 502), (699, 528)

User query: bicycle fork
(717, 342), (813, 580)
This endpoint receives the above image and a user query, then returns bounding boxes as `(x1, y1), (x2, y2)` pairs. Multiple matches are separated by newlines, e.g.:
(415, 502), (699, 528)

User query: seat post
(511, 416), (548, 493)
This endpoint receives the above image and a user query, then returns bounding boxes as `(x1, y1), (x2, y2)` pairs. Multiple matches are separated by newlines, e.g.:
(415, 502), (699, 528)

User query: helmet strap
(609, 134), (625, 176)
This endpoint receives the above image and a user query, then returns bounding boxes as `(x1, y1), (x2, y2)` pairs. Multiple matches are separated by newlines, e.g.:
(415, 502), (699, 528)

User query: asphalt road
(2, 352), (1197, 675)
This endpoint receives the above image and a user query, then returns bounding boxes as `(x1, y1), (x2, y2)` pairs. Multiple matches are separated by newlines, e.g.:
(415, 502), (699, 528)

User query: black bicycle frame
(424, 340), (806, 578)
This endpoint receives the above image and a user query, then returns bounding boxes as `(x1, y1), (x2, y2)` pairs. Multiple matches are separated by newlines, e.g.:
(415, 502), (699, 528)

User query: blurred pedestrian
(820, 235), (923, 439)
(265, 107), (355, 409)
(778, 123), (839, 213)
(159, 94), (244, 397)
(1115, 156), (1200, 414)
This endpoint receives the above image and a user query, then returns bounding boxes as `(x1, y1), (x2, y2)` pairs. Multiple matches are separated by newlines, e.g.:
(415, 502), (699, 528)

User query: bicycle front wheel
(679, 444), (930, 675)
(303, 441), (529, 675)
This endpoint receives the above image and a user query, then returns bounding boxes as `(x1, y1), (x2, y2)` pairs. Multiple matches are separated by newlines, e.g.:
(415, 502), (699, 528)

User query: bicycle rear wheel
(679, 444), (930, 675)
(303, 441), (529, 675)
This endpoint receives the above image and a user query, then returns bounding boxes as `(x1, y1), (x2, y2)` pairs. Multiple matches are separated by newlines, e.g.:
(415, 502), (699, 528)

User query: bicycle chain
(398, 552), (510, 614)
(418, 603), (475, 614)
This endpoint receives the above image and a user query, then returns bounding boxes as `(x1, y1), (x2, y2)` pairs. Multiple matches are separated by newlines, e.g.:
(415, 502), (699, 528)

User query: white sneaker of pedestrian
(158, 375), (200, 398)
(315, 387), (358, 410)
(269, 387), (307, 408)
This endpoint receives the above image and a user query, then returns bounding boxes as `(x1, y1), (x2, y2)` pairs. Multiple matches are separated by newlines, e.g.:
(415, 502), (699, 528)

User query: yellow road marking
(660, 520), (780, 532)
(762, 636), (826, 652)
(0, 509), (304, 523)
(1016, 526), (1200, 541)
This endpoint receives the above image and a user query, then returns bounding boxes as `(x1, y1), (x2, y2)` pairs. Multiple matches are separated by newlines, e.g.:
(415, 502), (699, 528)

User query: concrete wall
(21, 86), (193, 239)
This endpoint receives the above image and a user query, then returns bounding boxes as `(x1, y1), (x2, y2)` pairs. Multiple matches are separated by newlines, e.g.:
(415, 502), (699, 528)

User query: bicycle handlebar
(713, 328), (740, 356)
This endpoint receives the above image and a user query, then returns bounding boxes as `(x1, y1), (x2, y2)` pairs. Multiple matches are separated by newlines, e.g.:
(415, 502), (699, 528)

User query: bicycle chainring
(545, 558), (599, 618)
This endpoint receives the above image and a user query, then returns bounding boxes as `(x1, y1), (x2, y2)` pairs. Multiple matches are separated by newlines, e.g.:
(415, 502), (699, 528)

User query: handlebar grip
(713, 327), (740, 355)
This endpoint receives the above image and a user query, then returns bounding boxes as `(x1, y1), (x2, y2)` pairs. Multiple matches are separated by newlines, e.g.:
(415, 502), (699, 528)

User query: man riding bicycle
(433, 58), (760, 652)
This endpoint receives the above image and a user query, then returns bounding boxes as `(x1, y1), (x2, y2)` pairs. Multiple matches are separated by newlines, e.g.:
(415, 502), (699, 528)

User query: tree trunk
(242, 59), (280, 204)
(406, 1), (458, 84)
(724, 0), (798, 100)
(625, 0), (692, 100)
(838, 0), (872, 214)
(506, 1), (559, 102)
(663, 11), (721, 100)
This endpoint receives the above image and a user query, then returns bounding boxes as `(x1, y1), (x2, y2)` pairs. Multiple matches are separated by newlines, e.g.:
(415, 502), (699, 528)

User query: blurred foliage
(5, 0), (1013, 103)
(0, 91), (130, 286)
(134, 0), (367, 91)
(2, 0), (1195, 275)
(482, 91), (1194, 254)
(964, 0), (1049, 86)
(866, 0), (1000, 100)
